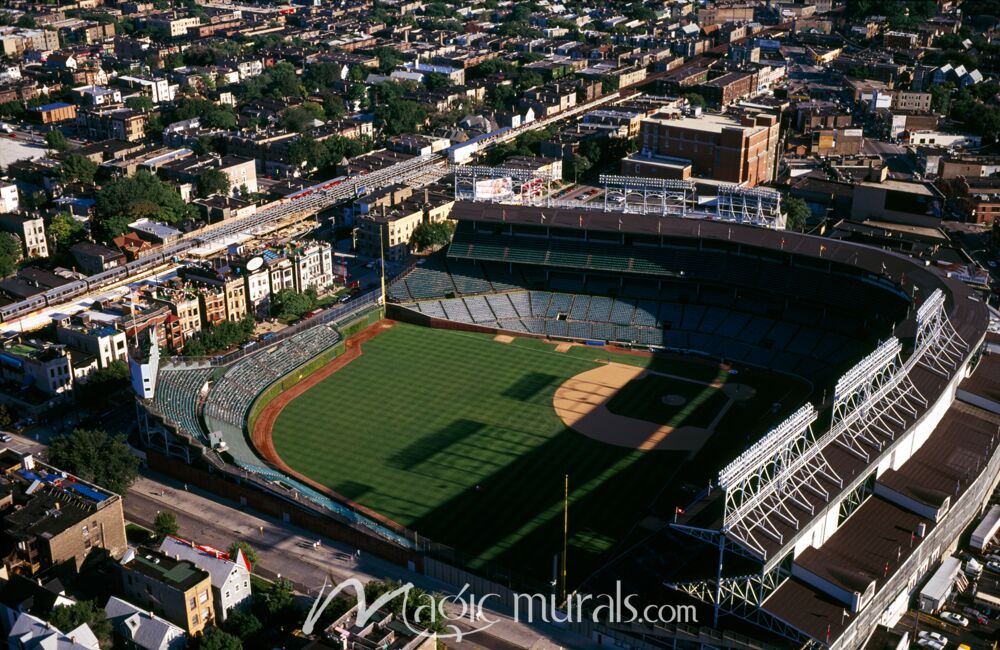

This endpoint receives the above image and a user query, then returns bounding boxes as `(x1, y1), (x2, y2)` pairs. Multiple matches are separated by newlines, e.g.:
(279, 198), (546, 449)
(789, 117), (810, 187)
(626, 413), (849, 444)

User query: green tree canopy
(783, 196), (811, 230)
(45, 129), (68, 152)
(60, 153), (98, 184)
(0, 232), (22, 278)
(270, 287), (319, 321)
(410, 221), (454, 250)
(153, 510), (179, 539)
(227, 541), (258, 570)
(197, 169), (231, 198)
(193, 626), (242, 650)
(47, 601), (113, 647)
(125, 95), (154, 112)
(48, 428), (140, 494)
(282, 102), (325, 132)
(93, 170), (193, 242)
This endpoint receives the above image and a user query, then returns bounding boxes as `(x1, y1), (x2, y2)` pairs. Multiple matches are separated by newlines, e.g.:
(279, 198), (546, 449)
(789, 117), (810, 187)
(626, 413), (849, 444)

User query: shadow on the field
(331, 479), (373, 500)
(385, 418), (485, 471)
(501, 372), (562, 403)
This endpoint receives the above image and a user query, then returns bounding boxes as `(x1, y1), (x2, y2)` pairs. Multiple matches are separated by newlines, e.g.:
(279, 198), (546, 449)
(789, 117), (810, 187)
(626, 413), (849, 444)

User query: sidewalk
(127, 471), (608, 650)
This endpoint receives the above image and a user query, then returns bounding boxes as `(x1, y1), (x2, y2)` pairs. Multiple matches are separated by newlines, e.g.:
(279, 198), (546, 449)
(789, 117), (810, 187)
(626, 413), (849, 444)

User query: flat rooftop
(124, 547), (208, 591)
(643, 112), (761, 134)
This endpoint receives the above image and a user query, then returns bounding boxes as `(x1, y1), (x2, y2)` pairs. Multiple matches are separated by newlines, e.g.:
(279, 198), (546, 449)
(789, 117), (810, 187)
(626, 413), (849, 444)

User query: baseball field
(263, 321), (809, 582)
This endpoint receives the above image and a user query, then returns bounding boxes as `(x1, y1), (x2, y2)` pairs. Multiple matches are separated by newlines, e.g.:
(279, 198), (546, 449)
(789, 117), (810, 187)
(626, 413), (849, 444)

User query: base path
(552, 363), (713, 452)
(250, 319), (406, 531)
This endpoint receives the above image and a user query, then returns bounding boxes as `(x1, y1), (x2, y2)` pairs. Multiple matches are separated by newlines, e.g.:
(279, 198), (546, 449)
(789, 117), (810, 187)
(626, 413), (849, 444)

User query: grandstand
(382, 200), (997, 650)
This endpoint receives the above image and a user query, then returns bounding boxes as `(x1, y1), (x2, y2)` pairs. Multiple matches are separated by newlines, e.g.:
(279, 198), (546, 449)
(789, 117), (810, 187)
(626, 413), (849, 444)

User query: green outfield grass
(269, 323), (806, 583)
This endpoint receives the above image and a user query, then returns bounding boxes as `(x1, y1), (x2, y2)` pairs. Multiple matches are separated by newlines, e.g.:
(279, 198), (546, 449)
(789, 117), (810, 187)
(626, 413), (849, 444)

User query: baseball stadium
(140, 197), (1000, 649)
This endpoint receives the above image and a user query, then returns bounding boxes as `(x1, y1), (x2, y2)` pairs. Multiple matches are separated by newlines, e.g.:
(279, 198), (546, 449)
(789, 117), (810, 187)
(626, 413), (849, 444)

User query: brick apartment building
(630, 111), (780, 186)
(0, 450), (128, 576)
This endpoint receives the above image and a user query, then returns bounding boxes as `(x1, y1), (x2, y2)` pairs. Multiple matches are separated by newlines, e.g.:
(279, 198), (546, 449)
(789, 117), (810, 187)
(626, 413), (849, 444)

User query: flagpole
(561, 474), (568, 603)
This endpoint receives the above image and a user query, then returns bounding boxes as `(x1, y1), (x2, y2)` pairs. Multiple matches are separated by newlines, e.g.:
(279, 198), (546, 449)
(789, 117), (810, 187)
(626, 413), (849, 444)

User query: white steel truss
(912, 288), (968, 377)
(599, 174), (696, 217)
(670, 524), (761, 561)
(828, 338), (927, 462)
(718, 404), (842, 560)
(716, 185), (784, 229)
(668, 567), (809, 643)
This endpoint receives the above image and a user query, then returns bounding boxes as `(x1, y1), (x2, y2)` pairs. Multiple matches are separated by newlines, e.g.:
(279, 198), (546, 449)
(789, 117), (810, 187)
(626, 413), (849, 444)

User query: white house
(105, 596), (186, 650)
(158, 537), (252, 622)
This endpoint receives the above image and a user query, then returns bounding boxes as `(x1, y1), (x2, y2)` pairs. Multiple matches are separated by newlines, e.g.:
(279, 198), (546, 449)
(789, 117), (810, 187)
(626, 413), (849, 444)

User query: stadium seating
(546, 294), (574, 318)
(154, 368), (214, 442)
(509, 292), (532, 318)
(447, 260), (494, 295)
(203, 325), (341, 428)
(486, 294), (519, 320)
(587, 296), (613, 321)
(530, 291), (552, 316)
(569, 295), (591, 321)
(610, 299), (636, 325)
(442, 299), (473, 322)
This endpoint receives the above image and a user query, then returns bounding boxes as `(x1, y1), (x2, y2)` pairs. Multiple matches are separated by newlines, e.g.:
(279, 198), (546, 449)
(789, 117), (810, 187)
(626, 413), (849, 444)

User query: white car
(939, 611), (969, 627)
(916, 638), (945, 650)
(988, 560), (1000, 574)
(918, 630), (947, 646)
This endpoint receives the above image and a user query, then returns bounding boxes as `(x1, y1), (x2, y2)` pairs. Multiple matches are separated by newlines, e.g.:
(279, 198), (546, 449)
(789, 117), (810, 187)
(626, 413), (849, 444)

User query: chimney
(54, 502), (60, 510)
(916, 522), (926, 538)
(22, 455), (34, 472)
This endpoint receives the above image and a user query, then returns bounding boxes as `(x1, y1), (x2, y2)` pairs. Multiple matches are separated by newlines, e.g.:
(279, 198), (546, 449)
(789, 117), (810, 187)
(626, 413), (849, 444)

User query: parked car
(919, 630), (947, 645)
(987, 560), (1000, 574)
(0, 433), (11, 443)
(940, 611), (969, 627)
(917, 638), (945, 650)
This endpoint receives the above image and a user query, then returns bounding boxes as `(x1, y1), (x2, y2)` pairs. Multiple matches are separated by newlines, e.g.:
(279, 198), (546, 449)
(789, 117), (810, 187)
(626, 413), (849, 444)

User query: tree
(225, 610), (262, 640)
(76, 360), (130, 403)
(48, 601), (113, 648)
(681, 92), (706, 108)
(153, 510), (179, 539)
(0, 404), (12, 428)
(60, 154), (98, 184)
(193, 626), (242, 650)
(282, 103), (325, 132)
(48, 213), (86, 250)
(197, 169), (231, 198)
(45, 129), (68, 152)
(93, 170), (193, 242)
(783, 196), (811, 230)
(227, 541), (258, 570)
(47, 428), (140, 494)
(270, 287), (318, 320)
(570, 153), (593, 183)
(260, 577), (295, 617)
(423, 71), (451, 92)
(125, 95), (154, 112)
(0, 232), (21, 277)
(410, 221), (454, 250)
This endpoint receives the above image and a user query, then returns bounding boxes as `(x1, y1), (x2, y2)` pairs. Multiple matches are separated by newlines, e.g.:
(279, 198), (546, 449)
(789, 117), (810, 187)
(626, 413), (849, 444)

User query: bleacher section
(202, 325), (342, 429)
(153, 368), (214, 443)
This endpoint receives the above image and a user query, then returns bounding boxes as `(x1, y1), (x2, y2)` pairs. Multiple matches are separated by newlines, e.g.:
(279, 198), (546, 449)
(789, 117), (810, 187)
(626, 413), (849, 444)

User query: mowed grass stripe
(270, 324), (692, 578)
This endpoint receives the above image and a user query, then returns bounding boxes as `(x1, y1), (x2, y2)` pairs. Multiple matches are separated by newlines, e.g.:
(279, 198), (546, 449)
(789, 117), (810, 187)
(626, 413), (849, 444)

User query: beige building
(0, 214), (47, 259)
(146, 14), (201, 37)
(150, 287), (202, 339)
(120, 547), (215, 635)
(0, 341), (73, 396)
(357, 192), (455, 262)
(0, 451), (128, 576)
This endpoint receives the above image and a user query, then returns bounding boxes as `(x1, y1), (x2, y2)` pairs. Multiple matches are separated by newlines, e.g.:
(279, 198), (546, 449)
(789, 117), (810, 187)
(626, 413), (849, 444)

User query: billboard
(474, 177), (514, 201)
